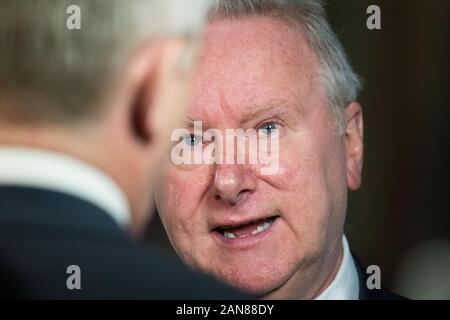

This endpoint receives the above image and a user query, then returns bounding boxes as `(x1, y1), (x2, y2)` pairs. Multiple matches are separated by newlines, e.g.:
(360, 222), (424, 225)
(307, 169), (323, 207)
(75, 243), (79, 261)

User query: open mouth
(213, 216), (279, 239)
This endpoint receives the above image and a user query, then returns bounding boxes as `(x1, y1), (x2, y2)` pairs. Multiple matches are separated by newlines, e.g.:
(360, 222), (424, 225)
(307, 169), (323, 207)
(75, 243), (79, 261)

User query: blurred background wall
(146, 0), (450, 299)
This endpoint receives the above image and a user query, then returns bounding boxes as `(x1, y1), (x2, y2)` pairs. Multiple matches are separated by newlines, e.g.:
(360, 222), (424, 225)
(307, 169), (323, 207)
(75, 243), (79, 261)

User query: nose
(212, 164), (256, 205)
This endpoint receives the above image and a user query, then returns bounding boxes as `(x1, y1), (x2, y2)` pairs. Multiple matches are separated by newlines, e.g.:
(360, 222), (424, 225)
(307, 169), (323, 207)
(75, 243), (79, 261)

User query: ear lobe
(124, 41), (168, 145)
(345, 102), (364, 191)
(125, 39), (193, 147)
(131, 63), (157, 144)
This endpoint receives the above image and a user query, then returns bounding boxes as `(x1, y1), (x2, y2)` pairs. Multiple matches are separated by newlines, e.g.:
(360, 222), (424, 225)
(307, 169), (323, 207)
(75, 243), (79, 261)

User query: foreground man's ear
(113, 38), (196, 236)
(344, 102), (364, 191)
(123, 38), (195, 148)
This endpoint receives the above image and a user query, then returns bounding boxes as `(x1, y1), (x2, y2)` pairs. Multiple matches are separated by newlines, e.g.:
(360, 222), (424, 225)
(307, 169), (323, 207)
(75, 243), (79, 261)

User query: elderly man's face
(155, 17), (362, 298)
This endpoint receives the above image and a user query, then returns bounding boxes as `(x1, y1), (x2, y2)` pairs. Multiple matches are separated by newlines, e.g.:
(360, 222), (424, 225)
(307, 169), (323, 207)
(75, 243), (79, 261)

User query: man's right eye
(182, 134), (201, 147)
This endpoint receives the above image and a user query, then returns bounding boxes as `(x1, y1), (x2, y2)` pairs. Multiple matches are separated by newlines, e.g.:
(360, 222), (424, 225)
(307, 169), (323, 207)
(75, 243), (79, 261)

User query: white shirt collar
(0, 146), (130, 228)
(315, 235), (360, 300)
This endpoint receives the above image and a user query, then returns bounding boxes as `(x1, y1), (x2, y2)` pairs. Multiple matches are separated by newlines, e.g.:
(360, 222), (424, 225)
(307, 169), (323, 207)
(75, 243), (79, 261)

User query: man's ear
(344, 102), (364, 191)
(123, 39), (191, 146)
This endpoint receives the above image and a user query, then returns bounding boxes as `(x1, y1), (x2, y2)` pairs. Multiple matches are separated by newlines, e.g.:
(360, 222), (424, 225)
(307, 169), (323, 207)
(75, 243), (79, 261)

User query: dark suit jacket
(0, 187), (248, 299)
(353, 254), (406, 300)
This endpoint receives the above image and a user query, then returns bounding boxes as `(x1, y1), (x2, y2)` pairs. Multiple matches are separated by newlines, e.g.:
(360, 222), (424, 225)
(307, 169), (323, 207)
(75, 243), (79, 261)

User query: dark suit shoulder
(352, 253), (408, 300)
(0, 187), (249, 299)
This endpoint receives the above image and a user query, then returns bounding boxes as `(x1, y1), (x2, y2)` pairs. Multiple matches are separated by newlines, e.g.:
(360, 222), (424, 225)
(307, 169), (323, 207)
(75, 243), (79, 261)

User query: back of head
(0, 0), (208, 125)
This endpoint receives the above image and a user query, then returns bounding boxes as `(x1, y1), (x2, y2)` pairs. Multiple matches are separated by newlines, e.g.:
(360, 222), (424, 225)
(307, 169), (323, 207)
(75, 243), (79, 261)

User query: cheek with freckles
(259, 123), (346, 257)
(156, 167), (212, 263)
(278, 145), (329, 246)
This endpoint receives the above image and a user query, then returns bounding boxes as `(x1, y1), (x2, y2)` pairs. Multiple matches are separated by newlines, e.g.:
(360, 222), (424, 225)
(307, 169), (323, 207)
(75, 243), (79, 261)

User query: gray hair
(209, 0), (362, 135)
(0, 0), (210, 124)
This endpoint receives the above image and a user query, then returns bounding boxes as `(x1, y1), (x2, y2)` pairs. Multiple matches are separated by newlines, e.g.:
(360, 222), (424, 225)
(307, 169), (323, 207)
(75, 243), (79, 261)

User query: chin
(226, 279), (276, 297)
(207, 262), (291, 297)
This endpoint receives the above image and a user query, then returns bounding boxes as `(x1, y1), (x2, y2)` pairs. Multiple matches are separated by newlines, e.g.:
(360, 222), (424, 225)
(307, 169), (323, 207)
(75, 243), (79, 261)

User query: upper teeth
(223, 219), (273, 239)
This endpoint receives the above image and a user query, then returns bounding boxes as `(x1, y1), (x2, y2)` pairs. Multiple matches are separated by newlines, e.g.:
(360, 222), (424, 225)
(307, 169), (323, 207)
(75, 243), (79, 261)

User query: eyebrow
(239, 99), (301, 123)
(183, 99), (301, 128)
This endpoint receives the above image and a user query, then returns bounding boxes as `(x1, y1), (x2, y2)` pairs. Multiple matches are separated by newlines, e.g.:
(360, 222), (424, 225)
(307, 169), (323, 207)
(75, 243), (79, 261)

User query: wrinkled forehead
(187, 15), (321, 126)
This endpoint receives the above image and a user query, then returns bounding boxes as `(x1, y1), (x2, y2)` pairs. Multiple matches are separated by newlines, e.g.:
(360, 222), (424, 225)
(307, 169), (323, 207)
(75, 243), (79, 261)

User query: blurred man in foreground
(0, 0), (246, 299)
(155, 0), (404, 300)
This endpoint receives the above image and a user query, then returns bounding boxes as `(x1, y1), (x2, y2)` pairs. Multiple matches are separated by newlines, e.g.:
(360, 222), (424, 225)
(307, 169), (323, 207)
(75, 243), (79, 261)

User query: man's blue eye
(259, 123), (280, 135)
(183, 134), (201, 147)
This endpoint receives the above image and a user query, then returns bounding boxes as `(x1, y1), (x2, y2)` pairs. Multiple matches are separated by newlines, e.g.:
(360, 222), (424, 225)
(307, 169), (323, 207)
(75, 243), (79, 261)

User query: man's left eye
(259, 122), (280, 135)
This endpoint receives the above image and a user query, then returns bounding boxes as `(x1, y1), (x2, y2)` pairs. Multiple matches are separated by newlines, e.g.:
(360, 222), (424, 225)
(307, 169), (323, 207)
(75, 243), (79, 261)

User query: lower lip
(211, 216), (279, 249)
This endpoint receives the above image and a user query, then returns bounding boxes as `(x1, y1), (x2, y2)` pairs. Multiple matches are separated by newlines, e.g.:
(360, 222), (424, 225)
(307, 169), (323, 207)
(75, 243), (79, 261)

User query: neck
(311, 241), (344, 299)
(0, 124), (139, 233)
(262, 236), (343, 300)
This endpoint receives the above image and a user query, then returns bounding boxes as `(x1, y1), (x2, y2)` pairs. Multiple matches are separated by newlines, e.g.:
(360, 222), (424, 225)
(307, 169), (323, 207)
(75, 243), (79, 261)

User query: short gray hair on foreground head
(0, 0), (210, 124)
(210, 0), (362, 135)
